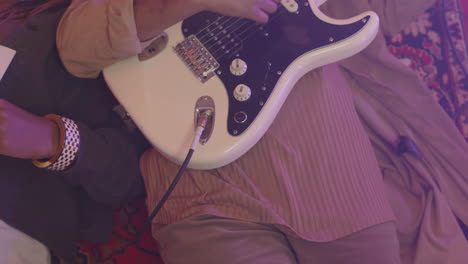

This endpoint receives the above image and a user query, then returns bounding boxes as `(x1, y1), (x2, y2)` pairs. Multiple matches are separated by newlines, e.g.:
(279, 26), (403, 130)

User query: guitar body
(103, 0), (379, 169)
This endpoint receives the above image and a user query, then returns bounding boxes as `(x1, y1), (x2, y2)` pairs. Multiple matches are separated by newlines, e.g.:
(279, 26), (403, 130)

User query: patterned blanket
(65, 0), (468, 263)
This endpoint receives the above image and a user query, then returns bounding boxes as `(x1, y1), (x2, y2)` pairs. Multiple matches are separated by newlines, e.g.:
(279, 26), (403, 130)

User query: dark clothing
(0, 7), (148, 260)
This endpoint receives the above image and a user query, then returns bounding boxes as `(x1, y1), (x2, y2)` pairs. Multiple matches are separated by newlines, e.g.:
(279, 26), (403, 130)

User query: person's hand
(0, 99), (58, 160)
(195, 0), (281, 24)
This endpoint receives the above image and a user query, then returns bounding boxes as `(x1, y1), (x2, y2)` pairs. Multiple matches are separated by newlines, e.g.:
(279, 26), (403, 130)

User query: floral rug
(387, 0), (468, 140)
(66, 1), (468, 263)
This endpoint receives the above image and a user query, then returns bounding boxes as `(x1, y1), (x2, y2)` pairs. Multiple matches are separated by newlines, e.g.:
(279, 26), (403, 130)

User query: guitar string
(193, 15), (225, 39)
(200, 18), (247, 52)
(196, 16), (242, 42)
(202, 18), (253, 51)
(206, 7), (288, 48)
(208, 20), (256, 57)
(195, 5), (286, 42)
(198, 5), (288, 50)
(213, 9), (286, 59)
(210, 8), (289, 60)
(205, 8), (288, 58)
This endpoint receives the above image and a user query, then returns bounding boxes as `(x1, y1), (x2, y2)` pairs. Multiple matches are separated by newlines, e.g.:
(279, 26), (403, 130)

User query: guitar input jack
(192, 109), (214, 150)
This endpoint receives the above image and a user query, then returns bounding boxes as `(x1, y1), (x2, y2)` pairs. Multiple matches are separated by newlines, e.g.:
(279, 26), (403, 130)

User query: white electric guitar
(103, 0), (379, 169)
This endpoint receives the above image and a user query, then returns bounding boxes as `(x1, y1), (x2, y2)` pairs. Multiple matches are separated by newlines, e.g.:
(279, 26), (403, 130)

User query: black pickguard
(181, 3), (369, 136)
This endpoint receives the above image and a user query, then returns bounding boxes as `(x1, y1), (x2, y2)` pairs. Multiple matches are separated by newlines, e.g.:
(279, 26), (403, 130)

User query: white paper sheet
(0, 45), (16, 81)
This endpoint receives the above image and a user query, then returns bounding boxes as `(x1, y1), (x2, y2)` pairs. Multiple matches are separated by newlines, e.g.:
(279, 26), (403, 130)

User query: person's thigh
(0, 219), (51, 264)
(288, 222), (400, 264)
(154, 215), (298, 264)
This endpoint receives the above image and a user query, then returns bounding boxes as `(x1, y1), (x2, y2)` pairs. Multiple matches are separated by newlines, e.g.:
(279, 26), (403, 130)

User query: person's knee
(289, 222), (401, 264)
(155, 215), (297, 264)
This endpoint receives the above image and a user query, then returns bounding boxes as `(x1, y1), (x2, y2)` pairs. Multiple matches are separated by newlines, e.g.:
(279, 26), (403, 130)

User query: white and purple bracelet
(33, 114), (80, 171)
(47, 116), (80, 171)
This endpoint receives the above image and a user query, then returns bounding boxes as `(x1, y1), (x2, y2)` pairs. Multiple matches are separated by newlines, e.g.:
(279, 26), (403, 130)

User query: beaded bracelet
(32, 114), (80, 171)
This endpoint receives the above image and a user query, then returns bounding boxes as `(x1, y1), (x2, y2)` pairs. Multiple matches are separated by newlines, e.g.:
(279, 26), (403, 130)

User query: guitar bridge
(174, 35), (220, 83)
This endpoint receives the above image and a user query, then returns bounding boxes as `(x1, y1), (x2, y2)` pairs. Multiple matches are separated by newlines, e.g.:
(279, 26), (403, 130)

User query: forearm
(134, 0), (203, 41)
(0, 100), (144, 205)
(26, 114), (146, 205)
(57, 0), (279, 77)
(57, 0), (202, 78)
(0, 99), (59, 160)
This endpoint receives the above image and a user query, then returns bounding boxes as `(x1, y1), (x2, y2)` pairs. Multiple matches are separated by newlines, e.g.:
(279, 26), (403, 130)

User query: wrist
(43, 117), (60, 159)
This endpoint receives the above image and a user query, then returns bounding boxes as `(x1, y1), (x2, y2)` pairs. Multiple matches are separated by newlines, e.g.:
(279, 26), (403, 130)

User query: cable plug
(197, 109), (213, 129)
(191, 110), (213, 150)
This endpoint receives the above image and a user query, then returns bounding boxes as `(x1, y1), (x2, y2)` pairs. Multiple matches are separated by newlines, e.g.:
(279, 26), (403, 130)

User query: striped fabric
(140, 65), (394, 242)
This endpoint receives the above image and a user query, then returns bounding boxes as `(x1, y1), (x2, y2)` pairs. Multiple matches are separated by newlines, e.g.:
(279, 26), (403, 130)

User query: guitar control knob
(233, 84), (251, 102)
(230, 58), (248, 76)
(234, 112), (248, 123)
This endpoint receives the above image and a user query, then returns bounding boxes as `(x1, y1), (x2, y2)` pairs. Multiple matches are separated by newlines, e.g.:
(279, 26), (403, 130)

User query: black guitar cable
(100, 110), (213, 260)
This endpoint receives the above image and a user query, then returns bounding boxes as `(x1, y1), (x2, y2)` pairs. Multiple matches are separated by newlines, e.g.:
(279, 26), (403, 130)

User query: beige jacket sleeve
(56, 0), (143, 78)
